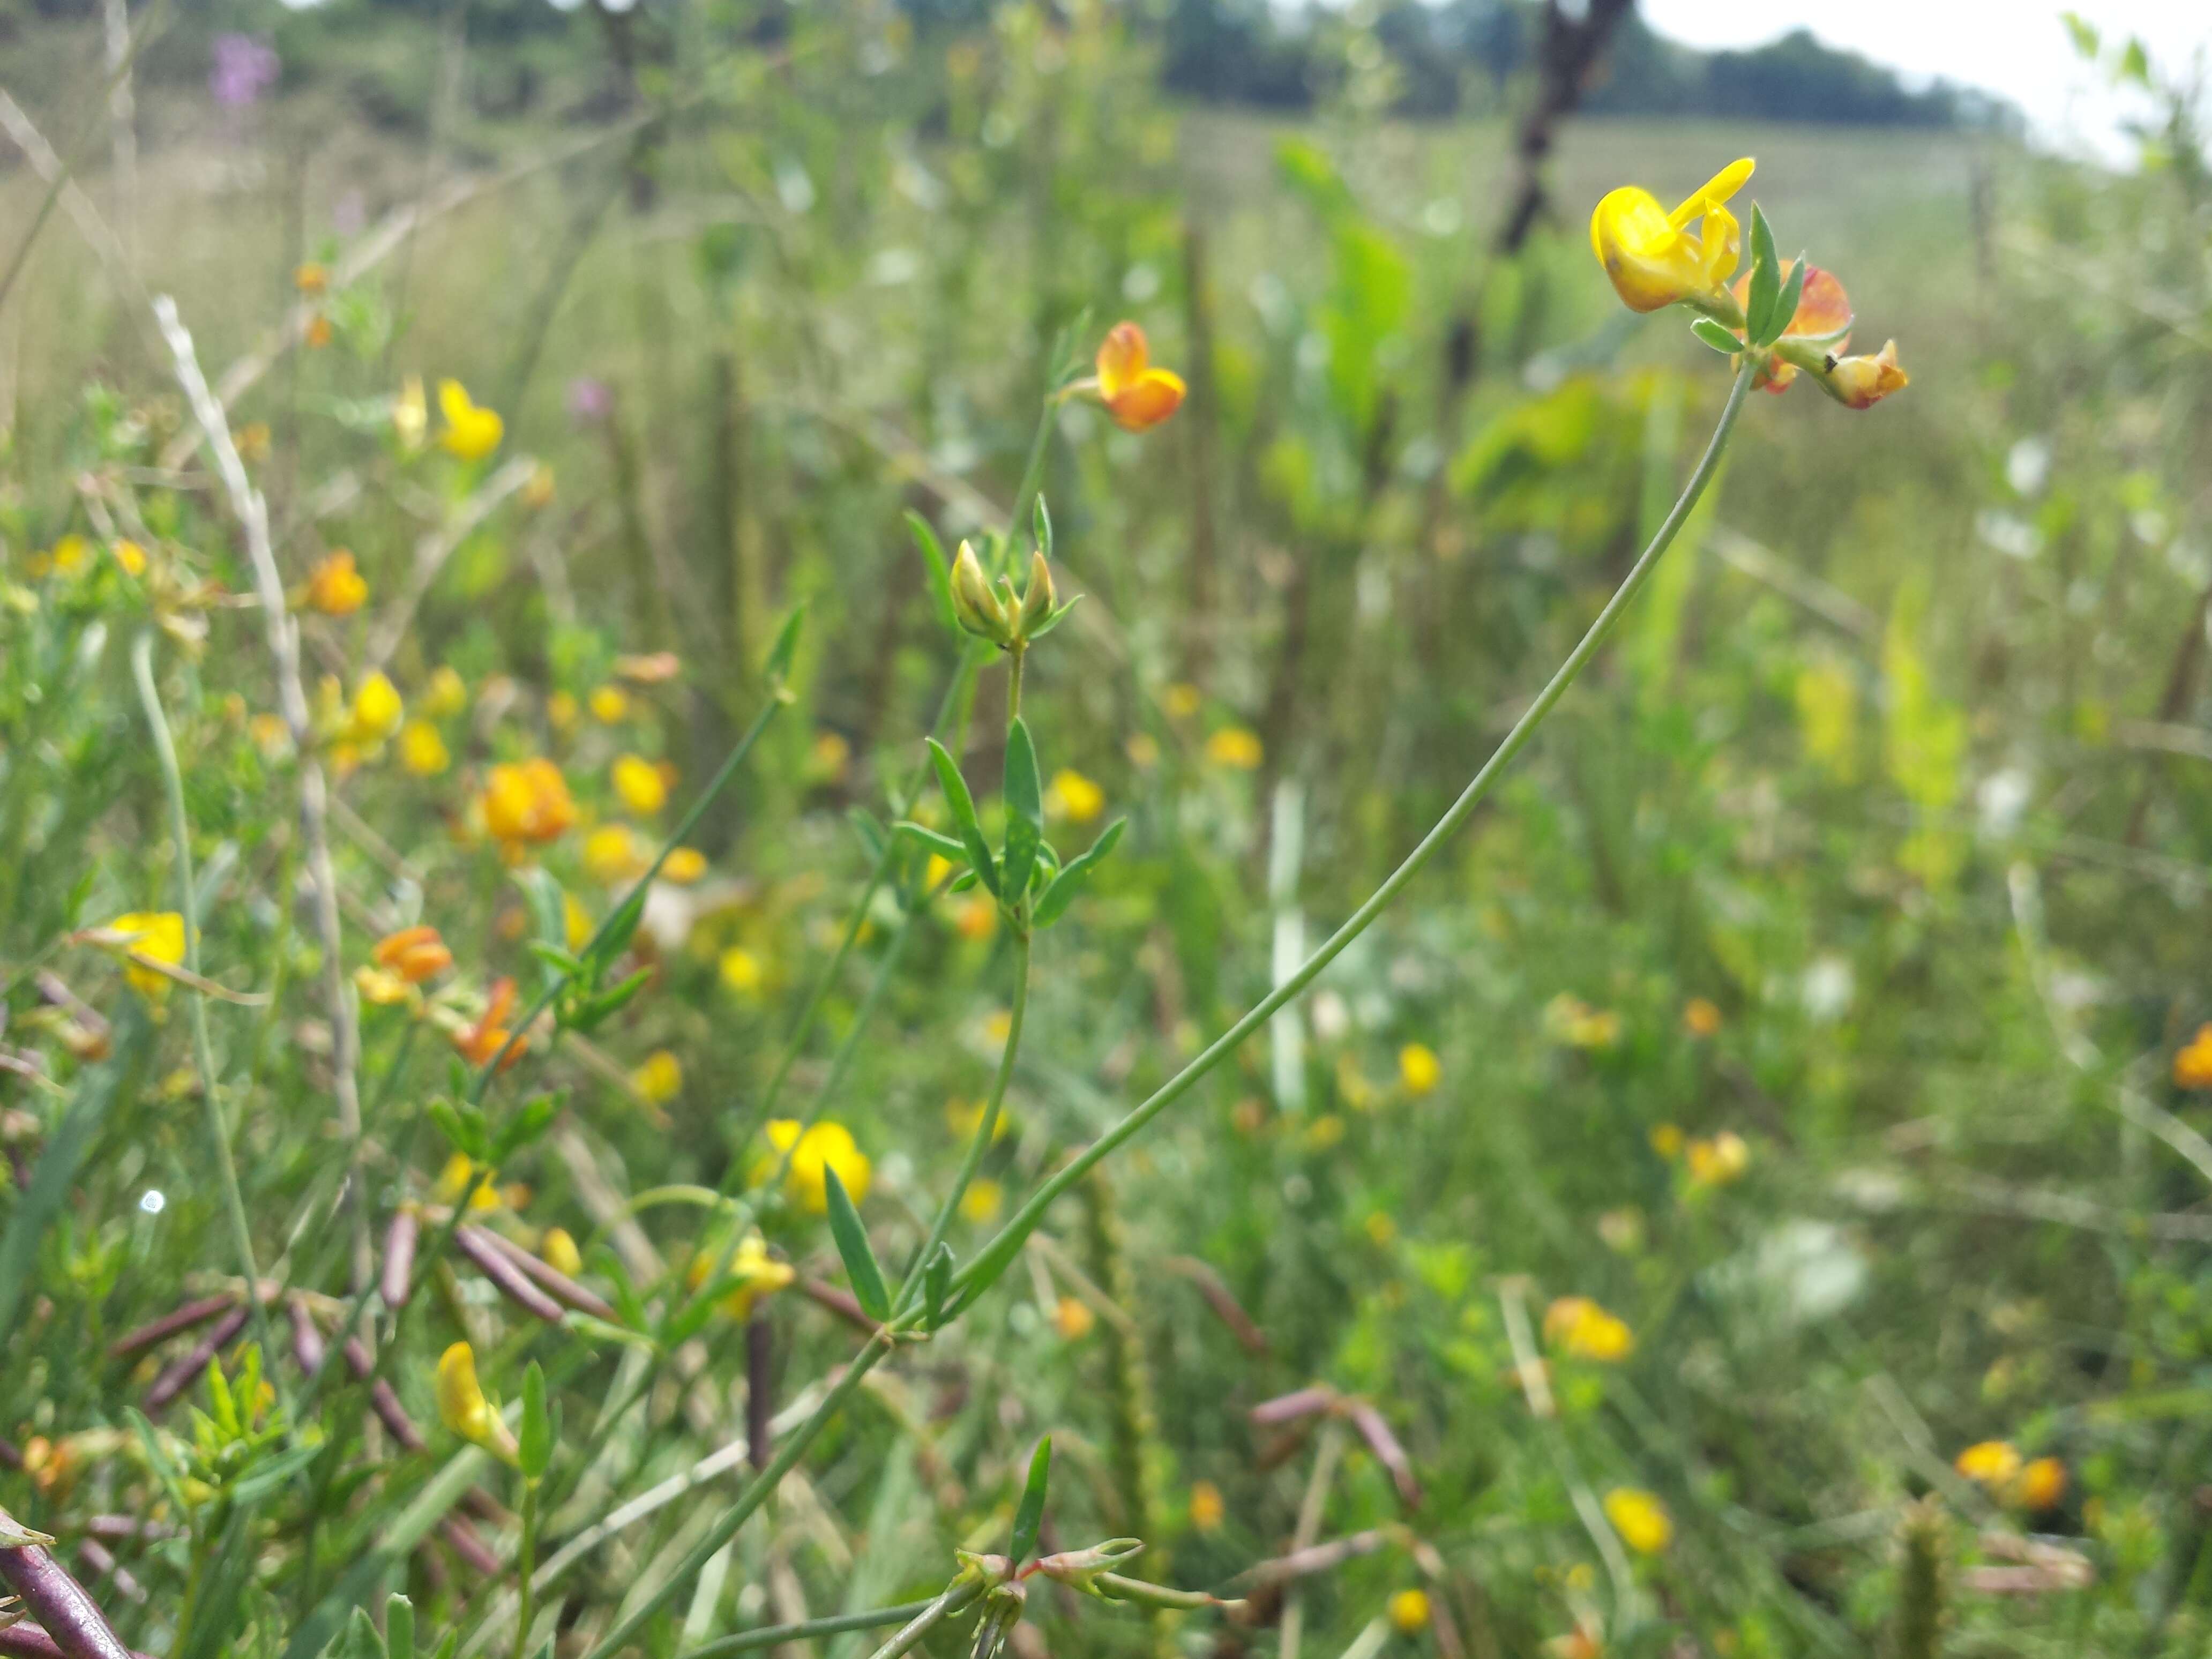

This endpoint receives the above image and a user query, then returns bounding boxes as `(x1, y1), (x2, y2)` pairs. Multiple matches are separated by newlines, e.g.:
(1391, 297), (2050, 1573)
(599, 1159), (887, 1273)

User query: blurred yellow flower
(2173, 1025), (2212, 1089)
(542, 1227), (584, 1277)
(398, 720), (450, 777)
(809, 730), (851, 783)
(1955, 1440), (2021, 1487)
(612, 753), (668, 816)
(355, 965), (414, 1007)
(1602, 1488), (1672, 1555)
(959, 1179), (1004, 1224)
(1544, 993), (1620, 1050)
(983, 1009), (1013, 1045)
(51, 534), (89, 574)
(1206, 727), (1262, 769)
(631, 1049), (683, 1105)
(720, 946), (764, 996)
(1052, 1296), (1095, 1340)
(107, 911), (185, 999)
(761, 1118), (871, 1214)
(1589, 158), (1752, 315)
(688, 1231), (795, 1321)
(521, 464), (556, 510)
(305, 314), (333, 350)
(437, 1152), (506, 1210)
(661, 847), (708, 884)
(372, 924), (452, 984)
(547, 690), (580, 733)
(482, 758), (577, 846)
(584, 824), (648, 886)
(1048, 768), (1105, 824)
(435, 1341), (517, 1464)
(1544, 1296), (1635, 1362)
(1399, 1042), (1441, 1096)
(294, 261), (329, 295)
(249, 713), (290, 759)
(564, 891), (593, 952)
(588, 685), (629, 724)
(1189, 1480), (1225, 1532)
(1388, 1589), (1431, 1636)
(347, 672), (404, 746)
(111, 539), (147, 577)
(1126, 732), (1161, 768)
(1091, 321), (1185, 432)
(1685, 1131), (1749, 1188)
(1648, 1123), (1683, 1160)
(1683, 998), (1722, 1038)
(953, 894), (998, 941)
(437, 379), (503, 461)
(392, 376), (427, 452)
(2016, 1455), (2067, 1511)
(422, 664), (468, 719)
(946, 1097), (1011, 1143)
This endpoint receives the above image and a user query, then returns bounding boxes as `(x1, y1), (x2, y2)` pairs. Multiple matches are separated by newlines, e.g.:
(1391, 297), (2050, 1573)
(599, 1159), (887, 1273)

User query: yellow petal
(1668, 156), (1755, 227)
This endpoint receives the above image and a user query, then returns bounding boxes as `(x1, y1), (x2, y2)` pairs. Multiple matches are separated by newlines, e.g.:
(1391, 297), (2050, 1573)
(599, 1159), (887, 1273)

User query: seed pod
(342, 1339), (425, 1452)
(0, 1507), (136, 1659)
(106, 1293), (238, 1363)
(286, 1298), (327, 1377)
(142, 1304), (250, 1415)
(475, 1226), (616, 1321)
(454, 1225), (565, 1324)
(381, 1209), (419, 1311)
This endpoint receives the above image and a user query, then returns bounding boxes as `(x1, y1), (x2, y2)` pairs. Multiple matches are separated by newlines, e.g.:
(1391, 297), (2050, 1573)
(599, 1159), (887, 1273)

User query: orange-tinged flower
(2016, 1456), (2067, 1511)
(2174, 1025), (2212, 1089)
(437, 379), (503, 461)
(454, 977), (527, 1071)
(1092, 322), (1185, 432)
(372, 924), (453, 985)
(1590, 157), (1753, 313)
(1729, 260), (1854, 391)
(1189, 1480), (1225, 1531)
(1052, 1295), (1095, 1340)
(1544, 1295), (1635, 1362)
(1683, 997), (1723, 1038)
(661, 847), (708, 884)
(305, 314), (333, 350)
(295, 261), (330, 296)
(482, 758), (576, 846)
(1822, 340), (1909, 409)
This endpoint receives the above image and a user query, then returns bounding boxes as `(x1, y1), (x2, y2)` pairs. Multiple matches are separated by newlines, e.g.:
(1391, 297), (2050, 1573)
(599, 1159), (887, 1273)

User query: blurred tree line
(2, 0), (2013, 131)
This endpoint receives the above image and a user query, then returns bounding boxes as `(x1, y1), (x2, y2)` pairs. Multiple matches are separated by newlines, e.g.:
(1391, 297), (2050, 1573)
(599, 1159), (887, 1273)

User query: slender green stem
(131, 630), (289, 1416)
(1008, 393), (1057, 546)
(1006, 642), (1026, 725)
(675, 1595), (961, 1659)
(513, 1481), (540, 1659)
(899, 932), (1030, 1311)
(952, 362), (1757, 1301)
(857, 1579), (984, 1659)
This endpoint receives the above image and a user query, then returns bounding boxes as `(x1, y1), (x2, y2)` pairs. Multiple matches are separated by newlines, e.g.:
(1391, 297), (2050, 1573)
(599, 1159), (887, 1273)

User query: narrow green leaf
(343, 1606), (387, 1659)
(824, 1167), (890, 1322)
(926, 737), (998, 897)
(527, 941), (584, 980)
(923, 1242), (954, 1331)
(570, 968), (653, 1034)
(588, 887), (648, 974)
(1010, 1437), (1052, 1563)
(385, 1596), (415, 1659)
(519, 1361), (551, 1481)
(1745, 205), (1780, 343)
(906, 511), (958, 632)
(1025, 595), (1083, 641)
(764, 604), (806, 686)
(1760, 255), (1808, 348)
(491, 1093), (564, 1163)
(893, 821), (969, 863)
(1689, 317), (1741, 355)
(1032, 495), (1053, 562)
(1000, 718), (1044, 901)
(1032, 817), (1126, 929)
(425, 1098), (488, 1162)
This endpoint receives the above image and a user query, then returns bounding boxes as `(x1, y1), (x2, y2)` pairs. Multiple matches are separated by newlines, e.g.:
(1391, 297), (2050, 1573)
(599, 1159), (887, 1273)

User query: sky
(1639, 0), (2211, 156)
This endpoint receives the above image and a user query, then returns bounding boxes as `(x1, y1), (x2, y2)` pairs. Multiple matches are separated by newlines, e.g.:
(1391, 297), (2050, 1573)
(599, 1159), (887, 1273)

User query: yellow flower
(1685, 1131), (1749, 1188)
(392, 376), (427, 452)
(959, 1179), (1004, 1224)
(1052, 1296), (1095, 1340)
(631, 1049), (683, 1105)
(111, 540), (147, 577)
(305, 315), (333, 350)
(1399, 1042), (1441, 1096)
(1388, 1589), (1431, 1636)
(953, 894), (998, 942)
(761, 1118), (871, 1214)
(1189, 1480), (1225, 1532)
(588, 685), (629, 724)
(719, 946), (764, 996)
(481, 758), (577, 846)
(611, 754), (668, 816)
(398, 720), (450, 777)
(1206, 727), (1263, 770)
(542, 1227), (584, 1277)
(1163, 683), (1202, 720)
(107, 911), (185, 999)
(809, 730), (851, 783)
(1544, 993), (1620, 1051)
(584, 824), (648, 886)
(1589, 157), (1753, 315)
(1090, 321), (1185, 432)
(1649, 1123), (1683, 1160)
(687, 1231), (795, 1321)
(1364, 1212), (1397, 1247)
(1954, 1439), (2021, 1488)
(237, 422), (271, 463)
(2016, 1456), (2067, 1511)
(347, 672), (404, 746)
(372, 924), (452, 984)
(946, 1097), (1011, 1144)
(435, 1342), (518, 1464)
(437, 379), (503, 461)
(422, 665), (468, 718)
(437, 1152), (506, 1210)
(1822, 340), (1910, 410)
(1602, 1488), (1672, 1555)
(294, 261), (329, 295)
(661, 847), (708, 884)
(354, 965), (414, 1007)
(1544, 1296), (1635, 1363)
(563, 892), (593, 952)
(249, 713), (292, 760)
(51, 534), (89, 575)
(547, 690), (580, 733)
(1047, 768), (1105, 824)
(1683, 998), (1722, 1039)
(1126, 732), (1161, 769)
(2175, 1026), (2212, 1089)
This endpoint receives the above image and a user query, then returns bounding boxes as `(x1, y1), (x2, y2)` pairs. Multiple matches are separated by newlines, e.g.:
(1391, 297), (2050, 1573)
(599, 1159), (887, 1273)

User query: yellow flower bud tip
(1602, 1487), (1672, 1555)
(435, 1341), (518, 1463)
(1387, 1589), (1431, 1635)
(1589, 158), (1754, 315)
(542, 1227), (585, 1278)
(1019, 549), (1057, 630)
(950, 541), (1011, 643)
(437, 379), (504, 461)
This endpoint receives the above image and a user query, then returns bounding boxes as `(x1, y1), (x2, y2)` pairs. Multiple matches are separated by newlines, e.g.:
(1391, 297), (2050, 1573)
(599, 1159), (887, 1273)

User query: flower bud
(950, 541), (1013, 645)
(1018, 550), (1056, 637)
(1822, 339), (1909, 409)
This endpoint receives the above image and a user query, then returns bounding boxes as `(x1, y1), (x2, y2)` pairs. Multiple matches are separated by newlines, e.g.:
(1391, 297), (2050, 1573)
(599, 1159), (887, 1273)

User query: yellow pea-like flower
(760, 1118), (871, 1214)
(398, 720), (450, 778)
(1399, 1042), (1441, 1096)
(347, 672), (404, 746)
(1602, 1487), (1673, 1555)
(1091, 322), (1185, 432)
(1589, 158), (1754, 315)
(437, 379), (504, 461)
(435, 1342), (518, 1464)
(1047, 768), (1105, 824)
(611, 753), (668, 816)
(107, 911), (185, 999)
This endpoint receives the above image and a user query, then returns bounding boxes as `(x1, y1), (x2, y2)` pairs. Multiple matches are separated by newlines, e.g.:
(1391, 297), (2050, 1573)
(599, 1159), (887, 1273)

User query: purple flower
(210, 35), (280, 110)
(566, 377), (614, 424)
